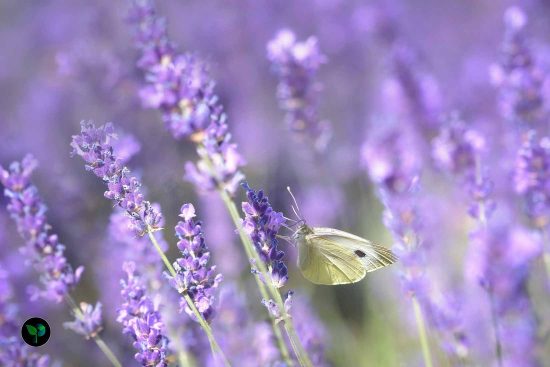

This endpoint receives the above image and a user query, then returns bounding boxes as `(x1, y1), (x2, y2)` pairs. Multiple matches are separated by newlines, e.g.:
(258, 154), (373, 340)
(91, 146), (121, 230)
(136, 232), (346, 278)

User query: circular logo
(21, 317), (50, 347)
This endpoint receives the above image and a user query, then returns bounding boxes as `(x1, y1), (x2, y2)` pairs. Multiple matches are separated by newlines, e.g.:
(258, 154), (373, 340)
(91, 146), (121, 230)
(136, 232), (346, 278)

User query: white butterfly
(286, 188), (397, 285)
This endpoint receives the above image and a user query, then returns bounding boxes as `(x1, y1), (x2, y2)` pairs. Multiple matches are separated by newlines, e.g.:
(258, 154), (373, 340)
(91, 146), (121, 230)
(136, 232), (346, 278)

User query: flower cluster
(128, 0), (245, 195)
(0, 155), (83, 302)
(362, 125), (423, 293)
(432, 116), (495, 220)
(167, 203), (222, 322)
(118, 261), (169, 367)
(384, 43), (442, 135)
(0, 264), (51, 367)
(71, 121), (162, 234)
(63, 302), (104, 340)
(267, 29), (331, 151)
(432, 115), (485, 175)
(514, 130), (550, 228)
(491, 6), (546, 128)
(241, 183), (288, 289)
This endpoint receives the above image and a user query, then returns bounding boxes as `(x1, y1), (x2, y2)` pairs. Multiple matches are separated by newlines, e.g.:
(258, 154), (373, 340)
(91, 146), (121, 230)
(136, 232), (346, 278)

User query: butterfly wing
(309, 227), (397, 273)
(298, 235), (367, 285)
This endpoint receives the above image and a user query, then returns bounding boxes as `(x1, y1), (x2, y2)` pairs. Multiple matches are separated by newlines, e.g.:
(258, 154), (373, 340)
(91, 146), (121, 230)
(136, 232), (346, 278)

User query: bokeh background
(1, 0), (550, 366)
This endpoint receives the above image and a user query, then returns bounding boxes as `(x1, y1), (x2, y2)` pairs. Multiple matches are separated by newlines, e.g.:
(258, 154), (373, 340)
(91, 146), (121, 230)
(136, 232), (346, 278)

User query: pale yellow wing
(309, 227), (397, 273)
(298, 236), (367, 285)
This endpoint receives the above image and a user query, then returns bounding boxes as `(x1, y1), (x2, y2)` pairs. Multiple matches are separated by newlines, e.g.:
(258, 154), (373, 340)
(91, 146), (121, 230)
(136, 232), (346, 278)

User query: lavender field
(1, 1), (550, 366)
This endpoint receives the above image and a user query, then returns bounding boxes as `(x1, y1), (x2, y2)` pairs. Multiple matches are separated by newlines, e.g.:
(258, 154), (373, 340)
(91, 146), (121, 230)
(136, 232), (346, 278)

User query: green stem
(475, 155), (503, 366)
(146, 230), (231, 367)
(412, 297), (433, 367)
(64, 295), (122, 367)
(219, 189), (312, 367)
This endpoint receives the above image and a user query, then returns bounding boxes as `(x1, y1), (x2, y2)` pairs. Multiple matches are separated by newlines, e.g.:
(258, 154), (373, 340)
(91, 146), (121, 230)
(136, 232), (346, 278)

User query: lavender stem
(146, 229), (231, 367)
(219, 188), (310, 367)
(412, 297), (433, 367)
(64, 295), (122, 367)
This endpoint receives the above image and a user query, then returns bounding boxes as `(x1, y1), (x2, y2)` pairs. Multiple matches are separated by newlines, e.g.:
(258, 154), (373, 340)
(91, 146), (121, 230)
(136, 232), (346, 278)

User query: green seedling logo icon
(21, 317), (50, 347)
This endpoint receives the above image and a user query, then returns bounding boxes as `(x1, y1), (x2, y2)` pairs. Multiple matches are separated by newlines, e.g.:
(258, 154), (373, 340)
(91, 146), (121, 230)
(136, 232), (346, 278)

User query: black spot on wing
(354, 250), (367, 258)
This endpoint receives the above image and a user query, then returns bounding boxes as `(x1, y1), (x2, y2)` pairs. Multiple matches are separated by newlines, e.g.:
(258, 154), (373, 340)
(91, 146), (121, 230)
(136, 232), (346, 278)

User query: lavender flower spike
(267, 29), (331, 151)
(167, 203), (222, 322)
(64, 302), (104, 340)
(118, 261), (169, 367)
(128, 0), (245, 196)
(514, 130), (550, 228)
(241, 182), (288, 289)
(71, 121), (162, 235)
(491, 6), (546, 128)
(0, 155), (83, 302)
(0, 264), (51, 367)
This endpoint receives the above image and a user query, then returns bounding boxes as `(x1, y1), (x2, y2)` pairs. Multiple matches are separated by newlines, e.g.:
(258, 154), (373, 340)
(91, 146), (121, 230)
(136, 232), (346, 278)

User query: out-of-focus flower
(118, 261), (169, 367)
(491, 6), (547, 128)
(383, 43), (442, 134)
(432, 116), (495, 220)
(127, 0), (245, 196)
(167, 204), (222, 322)
(364, 122), (470, 360)
(432, 115), (486, 175)
(71, 121), (162, 234)
(0, 155), (83, 302)
(466, 225), (541, 366)
(267, 29), (331, 151)
(0, 264), (51, 366)
(514, 130), (550, 228)
(63, 302), (104, 340)
(208, 284), (280, 367)
(241, 182), (288, 289)
(292, 296), (329, 366)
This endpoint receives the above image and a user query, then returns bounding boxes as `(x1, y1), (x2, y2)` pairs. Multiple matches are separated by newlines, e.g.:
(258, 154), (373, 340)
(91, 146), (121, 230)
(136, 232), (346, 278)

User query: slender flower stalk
(71, 121), (230, 366)
(0, 264), (51, 367)
(241, 182), (312, 367)
(267, 29), (331, 151)
(0, 155), (122, 367)
(126, 1), (313, 365)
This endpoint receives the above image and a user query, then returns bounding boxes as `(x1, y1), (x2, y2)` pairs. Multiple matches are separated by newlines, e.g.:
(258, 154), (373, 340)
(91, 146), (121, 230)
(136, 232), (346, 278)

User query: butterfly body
(294, 223), (397, 285)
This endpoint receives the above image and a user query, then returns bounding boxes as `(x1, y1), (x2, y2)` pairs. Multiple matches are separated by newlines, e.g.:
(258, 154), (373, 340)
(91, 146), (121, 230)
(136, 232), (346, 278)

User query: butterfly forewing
(299, 236), (366, 285)
(310, 227), (396, 270)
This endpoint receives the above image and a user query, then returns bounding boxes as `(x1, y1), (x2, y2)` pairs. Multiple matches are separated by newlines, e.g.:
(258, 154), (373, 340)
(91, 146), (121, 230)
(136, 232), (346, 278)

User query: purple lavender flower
(208, 284), (280, 367)
(166, 203), (222, 322)
(0, 264), (51, 367)
(267, 29), (331, 151)
(241, 182), (288, 289)
(0, 155), (83, 302)
(491, 6), (547, 128)
(432, 116), (486, 175)
(466, 225), (541, 366)
(364, 123), (470, 360)
(127, 0), (245, 196)
(71, 121), (162, 235)
(63, 302), (104, 340)
(291, 296), (329, 366)
(514, 130), (550, 228)
(118, 261), (169, 367)
(431, 116), (495, 220)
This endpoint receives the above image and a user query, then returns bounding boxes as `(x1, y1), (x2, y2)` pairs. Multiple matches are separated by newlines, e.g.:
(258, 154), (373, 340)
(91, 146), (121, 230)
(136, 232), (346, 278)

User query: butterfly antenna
(286, 186), (303, 219)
